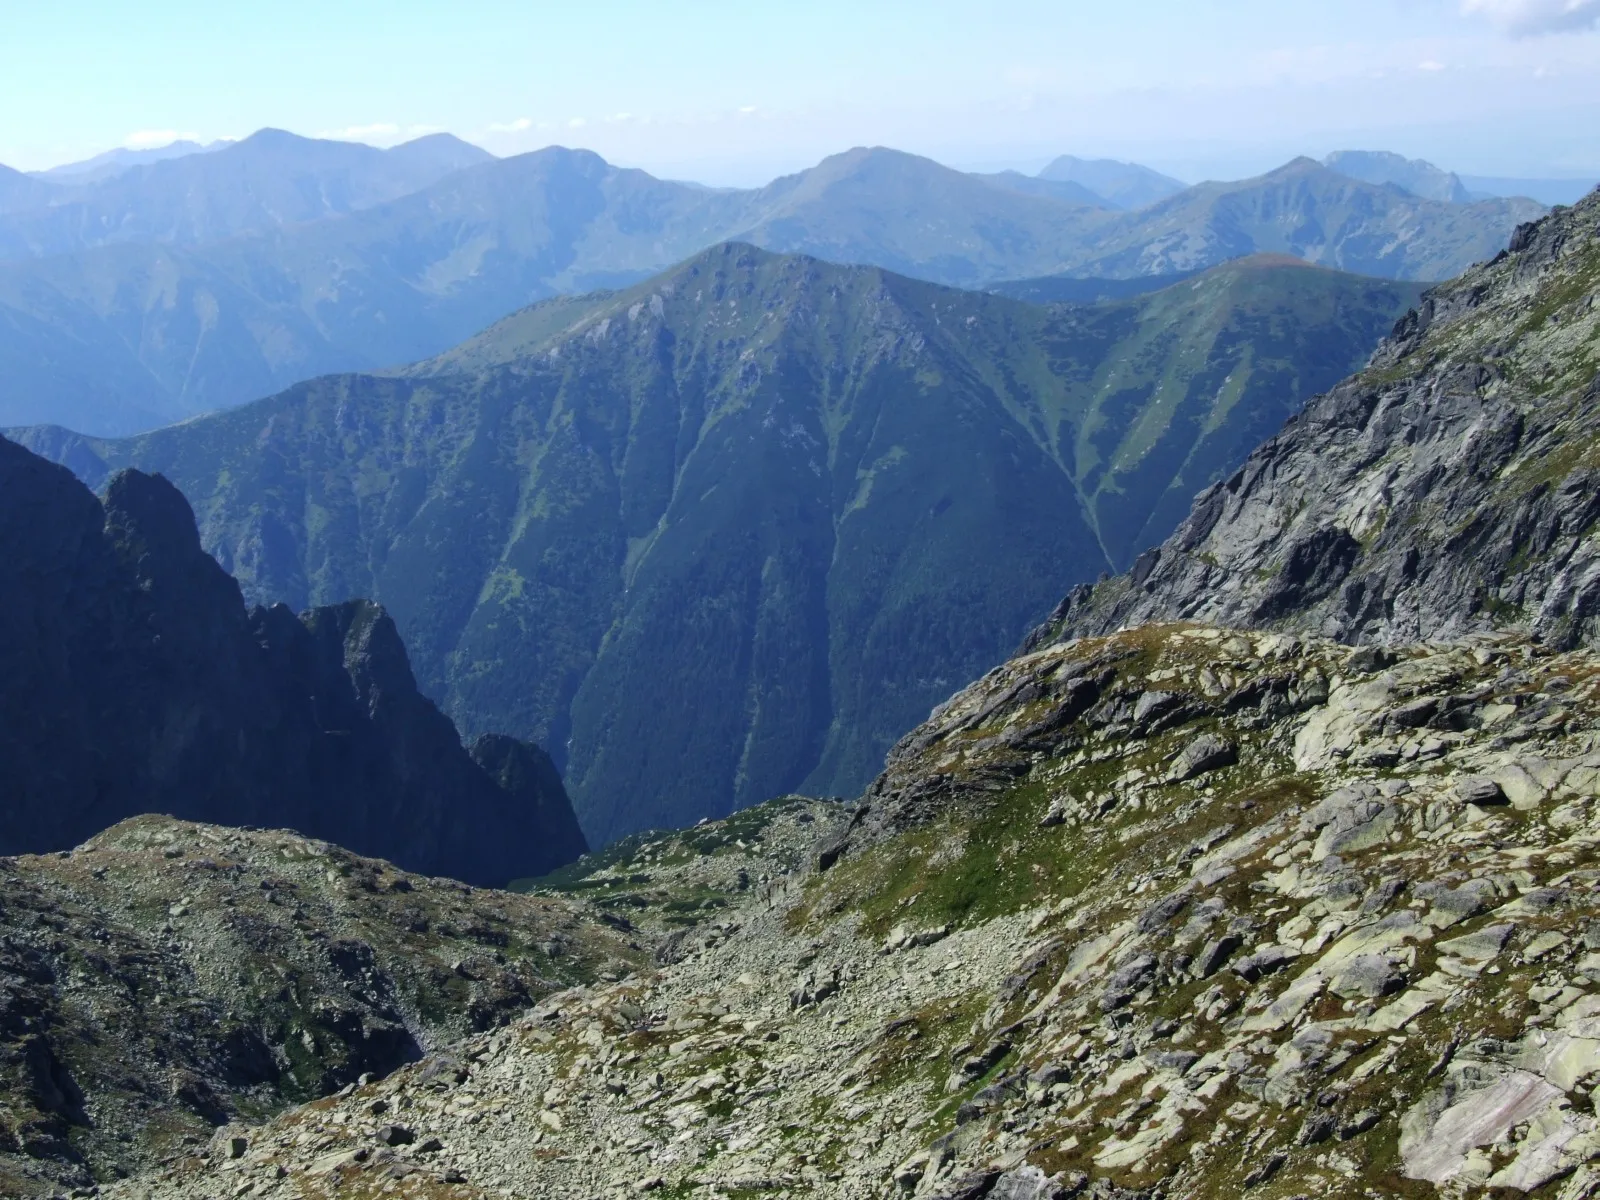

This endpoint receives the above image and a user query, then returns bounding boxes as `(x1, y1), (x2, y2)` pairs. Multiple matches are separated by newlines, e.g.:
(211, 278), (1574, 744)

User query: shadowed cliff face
(1036, 187), (1600, 653)
(0, 435), (585, 884)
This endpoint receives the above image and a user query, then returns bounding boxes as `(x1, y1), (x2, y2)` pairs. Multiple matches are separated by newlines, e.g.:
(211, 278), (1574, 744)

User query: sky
(1, 0), (1598, 185)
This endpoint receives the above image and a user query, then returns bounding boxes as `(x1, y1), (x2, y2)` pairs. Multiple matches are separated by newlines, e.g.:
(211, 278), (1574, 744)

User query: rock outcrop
(0, 435), (585, 884)
(0, 816), (639, 1197)
(1031, 186), (1600, 652)
(97, 624), (1600, 1199)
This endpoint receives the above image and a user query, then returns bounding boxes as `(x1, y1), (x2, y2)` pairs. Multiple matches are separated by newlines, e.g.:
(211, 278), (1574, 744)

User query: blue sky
(2, 0), (1598, 183)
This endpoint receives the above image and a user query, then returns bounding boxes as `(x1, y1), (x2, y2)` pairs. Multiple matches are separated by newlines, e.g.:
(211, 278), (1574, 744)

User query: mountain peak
(234, 126), (319, 148)
(0, 432), (588, 884)
(1324, 148), (1473, 204)
(1210, 251), (1317, 271)
(1268, 155), (1330, 176)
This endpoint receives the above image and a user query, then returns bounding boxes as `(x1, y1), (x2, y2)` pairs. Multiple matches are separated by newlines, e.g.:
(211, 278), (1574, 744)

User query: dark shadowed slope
(0, 435), (584, 883)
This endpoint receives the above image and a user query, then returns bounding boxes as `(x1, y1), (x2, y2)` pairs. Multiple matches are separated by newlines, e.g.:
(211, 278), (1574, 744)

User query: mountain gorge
(17, 246), (1422, 842)
(0, 141), (1534, 435)
(0, 91), (1597, 1200)
(0, 435), (585, 885)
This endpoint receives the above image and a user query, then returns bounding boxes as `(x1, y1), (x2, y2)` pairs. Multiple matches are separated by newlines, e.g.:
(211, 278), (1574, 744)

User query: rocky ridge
(106, 622), (1600, 1200)
(1034, 186), (1600, 652)
(0, 816), (641, 1198)
(0, 435), (585, 884)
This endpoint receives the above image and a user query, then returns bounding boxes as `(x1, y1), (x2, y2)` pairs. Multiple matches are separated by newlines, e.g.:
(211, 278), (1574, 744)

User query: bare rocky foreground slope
(0, 818), (641, 1198)
(94, 623), (1600, 1200)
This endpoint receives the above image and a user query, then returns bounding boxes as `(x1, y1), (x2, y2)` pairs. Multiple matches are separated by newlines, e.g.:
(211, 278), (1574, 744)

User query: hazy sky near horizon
(2, 0), (1598, 184)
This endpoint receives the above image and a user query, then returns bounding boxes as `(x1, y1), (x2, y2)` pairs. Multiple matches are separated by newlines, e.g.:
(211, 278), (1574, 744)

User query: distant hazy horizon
(3, 0), (1599, 186)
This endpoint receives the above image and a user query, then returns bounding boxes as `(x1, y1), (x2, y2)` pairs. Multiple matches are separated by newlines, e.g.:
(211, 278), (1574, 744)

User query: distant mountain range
(1324, 149), (1475, 204)
(1322, 148), (1597, 208)
(15, 244), (1422, 842)
(1037, 155), (1189, 210)
(1459, 174), (1598, 207)
(0, 135), (1535, 436)
(32, 137), (223, 184)
(0, 128), (493, 258)
(1049, 157), (1543, 280)
(0, 161), (56, 215)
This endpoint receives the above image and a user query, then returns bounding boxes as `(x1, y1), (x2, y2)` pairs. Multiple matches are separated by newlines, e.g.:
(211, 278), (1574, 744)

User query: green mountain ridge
(16, 245), (1421, 844)
(0, 145), (1524, 436)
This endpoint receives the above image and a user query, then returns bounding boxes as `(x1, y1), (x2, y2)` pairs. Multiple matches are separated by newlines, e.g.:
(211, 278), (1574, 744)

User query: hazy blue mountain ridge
(0, 128), (494, 260)
(34, 138), (220, 184)
(1066, 157), (1545, 280)
(0, 143), (1536, 435)
(1037, 154), (1189, 209)
(1461, 175), (1599, 207)
(1323, 149), (1474, 204)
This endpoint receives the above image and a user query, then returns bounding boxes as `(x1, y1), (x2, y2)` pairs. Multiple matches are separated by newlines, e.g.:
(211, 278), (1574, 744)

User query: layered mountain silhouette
(0, 142), (1537, 436)
(0, 162), (55, 215)
(17, 245), (1421, 842)
(1053, 157), (1543, 281)
(0, 435), (585, 885)
(0, 129), (493, 258)
(1323, 150), (1475, 204)
(33, 137), (219, 184)
(1037, 154), (1188, 210)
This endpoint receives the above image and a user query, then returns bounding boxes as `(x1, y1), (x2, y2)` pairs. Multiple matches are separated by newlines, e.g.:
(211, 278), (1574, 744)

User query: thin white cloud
(487, 117), (533, 134)
(124, 129), (199, 149)
(1462, 0), (1600, 35)
(1418, 59), (1447, 70)
(568, 117), (588, 128)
